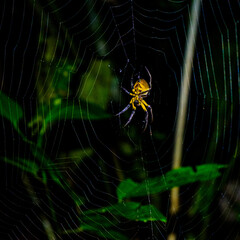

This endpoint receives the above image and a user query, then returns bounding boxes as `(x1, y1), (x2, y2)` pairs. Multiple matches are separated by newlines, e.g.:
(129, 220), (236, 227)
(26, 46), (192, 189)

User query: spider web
(0, 0), (239, 239)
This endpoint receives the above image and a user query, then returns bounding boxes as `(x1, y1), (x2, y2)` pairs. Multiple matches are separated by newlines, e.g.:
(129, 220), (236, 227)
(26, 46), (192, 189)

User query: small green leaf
(0, 90), (23, 130)
(117, 164), (226, 200)
(0, 91), (32, 143)
(31, 145), (63, 185)
(1, 157), (39, 176)
(133, 205), (167, 223)
(117, 179), (139, 201)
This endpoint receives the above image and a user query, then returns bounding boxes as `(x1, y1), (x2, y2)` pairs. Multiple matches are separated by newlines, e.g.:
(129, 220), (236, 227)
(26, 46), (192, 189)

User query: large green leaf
(0, 90), (23, 130)
(117, 164), (226, 201)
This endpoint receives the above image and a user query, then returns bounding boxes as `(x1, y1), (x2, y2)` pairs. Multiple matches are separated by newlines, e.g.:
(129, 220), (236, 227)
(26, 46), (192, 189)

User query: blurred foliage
(38, 99), (111, 135)
(1, 157), (39, 176)
(80, 59), (118, 109)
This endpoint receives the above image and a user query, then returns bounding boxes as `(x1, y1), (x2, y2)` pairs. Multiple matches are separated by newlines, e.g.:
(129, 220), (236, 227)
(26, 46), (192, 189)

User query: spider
(116, 66), (153, 132)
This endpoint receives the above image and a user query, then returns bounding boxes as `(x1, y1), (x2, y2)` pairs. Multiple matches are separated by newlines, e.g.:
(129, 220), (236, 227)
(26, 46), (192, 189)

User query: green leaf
(117, 179), (139, 201)
(81, 214), (117, 229)
(31, 146), (62, 185)
(117, 164), (226, 200)
(65, 202), (165, 239)
(132, 205), (167, 223)
(39, 100), (111, 135)
(93, 230), (128, 240)
(0, 91), (32, 143)
(85, 201), (166, 223)
(64, 215), (126, 240)
(1, 157), (39, 176)
(85, 201), (140, 215)
(0, 90), (23, 130)
(31, 145), (85, 207)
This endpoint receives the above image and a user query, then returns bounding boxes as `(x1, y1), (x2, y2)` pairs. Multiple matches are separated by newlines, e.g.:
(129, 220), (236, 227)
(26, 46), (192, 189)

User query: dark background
(0, 0), (240, 239)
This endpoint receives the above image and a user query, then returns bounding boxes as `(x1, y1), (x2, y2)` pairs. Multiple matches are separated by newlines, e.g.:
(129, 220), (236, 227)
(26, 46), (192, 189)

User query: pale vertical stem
(170, 0), (202, 215)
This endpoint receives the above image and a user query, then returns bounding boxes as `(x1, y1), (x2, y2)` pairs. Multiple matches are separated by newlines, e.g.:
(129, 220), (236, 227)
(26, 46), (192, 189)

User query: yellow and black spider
(116, 66), (153, 132)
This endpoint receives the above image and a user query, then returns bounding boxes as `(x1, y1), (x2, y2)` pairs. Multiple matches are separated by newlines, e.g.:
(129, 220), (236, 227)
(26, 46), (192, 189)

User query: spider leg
(145, 66), (152, 89)
(121, 87), (131, 95)
(148, 105), (153, 123)
(141, 99), (149, 107)
(115, 104), (131, 116)
(121, 87), (135, 96)
(124, 110), (136, 127)
(138, 100), (148, 132)
(141, 99), (153, 122)
(143, 109), (148, 132)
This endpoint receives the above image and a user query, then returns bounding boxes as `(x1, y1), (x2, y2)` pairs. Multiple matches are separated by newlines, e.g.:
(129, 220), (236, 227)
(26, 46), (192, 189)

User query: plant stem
(169, 0), (202, 238)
